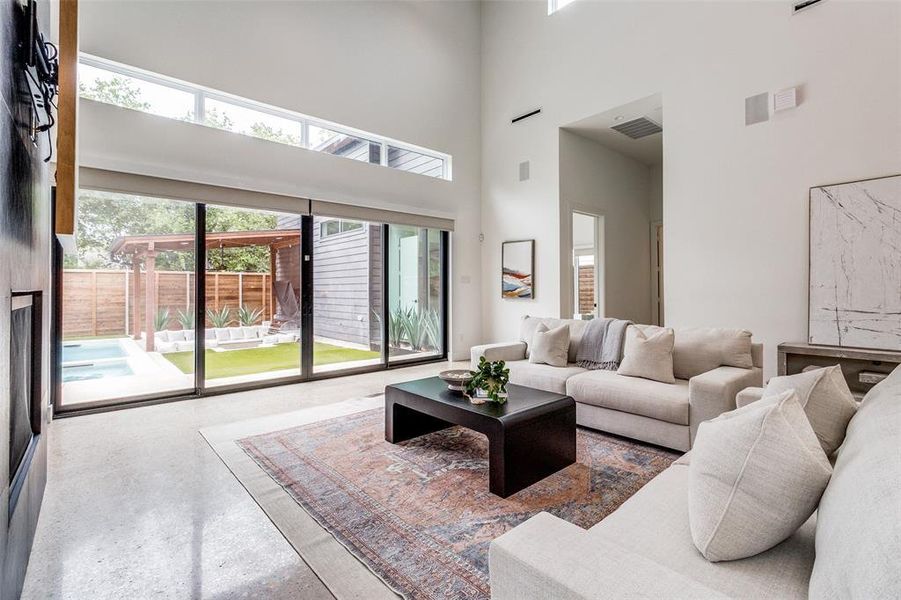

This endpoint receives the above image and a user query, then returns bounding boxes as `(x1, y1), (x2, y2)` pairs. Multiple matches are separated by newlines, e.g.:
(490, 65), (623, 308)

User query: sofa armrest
(490, 512), (726, 600)
(688, 365), (763, 446)
(470, 341), (526, 368)
(736, 386), (765, 408)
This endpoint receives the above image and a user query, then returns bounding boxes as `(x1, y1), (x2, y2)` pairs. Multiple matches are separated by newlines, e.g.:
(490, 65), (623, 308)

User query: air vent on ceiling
(610, 117), (662, 140)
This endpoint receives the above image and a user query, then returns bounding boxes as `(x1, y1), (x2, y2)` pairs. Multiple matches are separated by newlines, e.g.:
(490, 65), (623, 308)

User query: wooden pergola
(110, 230), (300, 351)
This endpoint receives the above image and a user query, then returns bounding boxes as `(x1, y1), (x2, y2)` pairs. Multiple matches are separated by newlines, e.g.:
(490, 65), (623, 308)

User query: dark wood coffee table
(385, 377), (576, 498)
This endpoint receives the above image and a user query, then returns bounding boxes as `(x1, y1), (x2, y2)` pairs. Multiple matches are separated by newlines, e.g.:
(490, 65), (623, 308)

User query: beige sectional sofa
(489, 364), (901, 599)
(471, 316), (763, 451)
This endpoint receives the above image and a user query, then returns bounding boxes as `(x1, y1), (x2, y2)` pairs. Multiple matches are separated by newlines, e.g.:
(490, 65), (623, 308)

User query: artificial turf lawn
(163, 342), (380, 379)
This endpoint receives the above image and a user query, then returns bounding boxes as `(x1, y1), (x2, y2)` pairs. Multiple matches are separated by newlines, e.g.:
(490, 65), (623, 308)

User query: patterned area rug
(238, 408), (678, 600)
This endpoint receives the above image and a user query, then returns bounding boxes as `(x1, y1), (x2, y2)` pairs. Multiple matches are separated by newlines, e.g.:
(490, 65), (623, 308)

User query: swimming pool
(62, 340), (127, 362)
(62, 359), (134, 382)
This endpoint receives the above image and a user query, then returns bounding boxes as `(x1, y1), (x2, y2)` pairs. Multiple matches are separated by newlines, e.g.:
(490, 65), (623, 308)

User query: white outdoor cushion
(240, 326), (258, 340)
(174, 341), (193, 352)
(506, 360), (586, 395)
(528, 323), (570, 368)
(566, 369), (689, 425)
(617, 325), (675, 384)
(184, 330), (195, 342)
(809, 366), (901, 600)
(214, 328), (231, 342)
(228, 327), (245, 341)
(153, 332), (168, 344)
(670, 327), (753, 380)
(689, 390), (832, 562)
(763, 365), (857, 455)
(167, 329), (186, 342)
(276, 333), (296, 343)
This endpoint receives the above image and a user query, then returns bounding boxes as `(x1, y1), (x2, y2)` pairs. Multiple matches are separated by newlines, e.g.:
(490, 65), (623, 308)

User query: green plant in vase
(464, 357), (510, 404)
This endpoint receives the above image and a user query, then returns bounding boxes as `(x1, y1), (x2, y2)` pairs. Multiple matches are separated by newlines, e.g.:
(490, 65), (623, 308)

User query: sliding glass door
(387, 226), (444, 362)
(311, 217), (384, 374)
(202, 204), (303, 388)
(59, 190), (196, 408)
(57, 190), (448, 413)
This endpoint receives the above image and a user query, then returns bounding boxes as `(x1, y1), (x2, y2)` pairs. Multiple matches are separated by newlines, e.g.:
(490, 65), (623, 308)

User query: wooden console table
(778, 342), (901, 401)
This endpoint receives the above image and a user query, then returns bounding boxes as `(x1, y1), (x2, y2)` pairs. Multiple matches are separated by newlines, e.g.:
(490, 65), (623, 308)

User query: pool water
(62, 340), (127, 362)
(62, 359), (134, 382)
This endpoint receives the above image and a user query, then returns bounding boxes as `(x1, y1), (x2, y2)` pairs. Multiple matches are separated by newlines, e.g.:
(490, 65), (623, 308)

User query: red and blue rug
(238, 408), (677, 600)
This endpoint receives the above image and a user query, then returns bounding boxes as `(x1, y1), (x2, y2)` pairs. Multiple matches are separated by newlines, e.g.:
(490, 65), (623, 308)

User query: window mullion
(194, 91), (205, 125)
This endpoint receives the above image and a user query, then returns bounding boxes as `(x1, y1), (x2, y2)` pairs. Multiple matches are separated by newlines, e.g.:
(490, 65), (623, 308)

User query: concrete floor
(21, 361), (462, 600)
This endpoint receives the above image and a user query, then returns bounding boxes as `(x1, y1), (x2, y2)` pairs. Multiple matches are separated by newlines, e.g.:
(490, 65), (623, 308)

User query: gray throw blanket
(576, 318), (632, 370)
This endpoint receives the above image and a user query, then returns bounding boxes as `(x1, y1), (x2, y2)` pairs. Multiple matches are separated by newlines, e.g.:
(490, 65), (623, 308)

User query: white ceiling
(563, 93), (663, 166)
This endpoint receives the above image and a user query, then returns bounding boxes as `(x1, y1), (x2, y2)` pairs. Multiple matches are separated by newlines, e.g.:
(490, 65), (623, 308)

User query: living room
(0, 0), (898, 599)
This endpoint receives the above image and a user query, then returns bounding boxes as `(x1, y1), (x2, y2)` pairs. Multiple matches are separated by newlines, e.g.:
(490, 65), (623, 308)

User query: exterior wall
(312, 217), (376, 347)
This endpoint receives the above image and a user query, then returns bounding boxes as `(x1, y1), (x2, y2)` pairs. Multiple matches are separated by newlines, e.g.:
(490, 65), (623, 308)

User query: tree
(65, 190), (279, 273)
(79, 77), (150, 111)
(249, 121), (300, 146)
(203, 107), (235, 130)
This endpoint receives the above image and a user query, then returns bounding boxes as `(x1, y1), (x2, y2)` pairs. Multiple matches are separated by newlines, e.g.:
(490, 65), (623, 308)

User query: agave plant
(153, 307), (171, 331)
(237, 304), (264, 326)
(175, 308), (194, 329)
(206, 305), (232, 328)
(388, 306), (408, 348)
(420, 307), (441, 351)
(401, 306), (426, 351)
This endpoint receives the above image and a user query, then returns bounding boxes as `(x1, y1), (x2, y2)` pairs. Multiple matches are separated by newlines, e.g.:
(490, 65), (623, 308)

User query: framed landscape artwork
(502, 240), (534, 299)
(809, 174), (901, 350)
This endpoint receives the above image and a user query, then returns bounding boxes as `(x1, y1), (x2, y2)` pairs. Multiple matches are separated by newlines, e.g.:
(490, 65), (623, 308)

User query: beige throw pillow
(617, 326), (675, 384)
(528, 323), (570, 367)
(672, 327), (753, 380)
(689, 390), (832, 562)
(763, 365), (857, 455)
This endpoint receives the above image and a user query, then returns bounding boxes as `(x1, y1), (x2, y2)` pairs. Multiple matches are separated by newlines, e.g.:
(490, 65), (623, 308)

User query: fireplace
(9, 292), (42, 514)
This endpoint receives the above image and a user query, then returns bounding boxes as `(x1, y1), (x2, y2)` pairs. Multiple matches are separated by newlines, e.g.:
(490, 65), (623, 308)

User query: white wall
(559, 130), (652, 323)
(75, 0), (482, 360)
(481, 0), (900, 377)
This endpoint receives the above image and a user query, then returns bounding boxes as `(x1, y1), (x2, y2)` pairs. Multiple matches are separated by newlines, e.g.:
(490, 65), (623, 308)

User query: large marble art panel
(809, 175), (901, 350)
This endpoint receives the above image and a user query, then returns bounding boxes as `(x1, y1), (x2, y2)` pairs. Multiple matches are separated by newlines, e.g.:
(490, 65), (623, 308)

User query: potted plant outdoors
(464, 357), (511, 405)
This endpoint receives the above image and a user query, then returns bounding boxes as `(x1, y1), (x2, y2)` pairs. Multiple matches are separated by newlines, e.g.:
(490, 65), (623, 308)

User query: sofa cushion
(520, 316), (589, 363)
(214, 328), (231, 342)
(566, 369), (689, 425)
(506, 360), (586, 395)
(809, 365), (901, 600)
(763, 365), (857, 455)
(529, 323), (570, 367)
(617, 325), (675, 384)
(668, 326), (753, 380)
(228, 327), (246, 341)
(167, 329), (186, 342)
(689, 390), (832, 562)
(184, 329), (195, 342)
(240, 326), (259, 340)
(590, 462), (817, 599)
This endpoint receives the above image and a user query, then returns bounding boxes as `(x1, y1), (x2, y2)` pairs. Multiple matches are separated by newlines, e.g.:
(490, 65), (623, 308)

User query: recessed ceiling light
(614, 115), (626, 122)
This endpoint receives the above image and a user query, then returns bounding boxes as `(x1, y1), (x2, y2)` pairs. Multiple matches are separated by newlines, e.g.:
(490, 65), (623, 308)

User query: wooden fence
(578, 265), (595, 314)
(63, 269), (275, 339)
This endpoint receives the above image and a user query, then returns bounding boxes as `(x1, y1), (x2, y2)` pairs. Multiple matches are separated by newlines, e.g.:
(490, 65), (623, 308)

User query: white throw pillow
(240, 326), (258, 340)
(214, 328), (231, 342)
(617, 326), (675, 384)
(528, 323), (570, 368)
(763, 365), (857, 455)
(689, 389), (833, 562)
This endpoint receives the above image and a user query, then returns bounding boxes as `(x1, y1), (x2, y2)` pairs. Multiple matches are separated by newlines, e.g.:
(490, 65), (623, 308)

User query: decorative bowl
(438, 369), (473, 392)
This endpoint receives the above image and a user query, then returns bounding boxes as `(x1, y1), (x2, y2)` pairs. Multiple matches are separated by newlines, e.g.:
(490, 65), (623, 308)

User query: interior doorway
(559, 92), (664, 325)
(572, 211), (604, 319)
